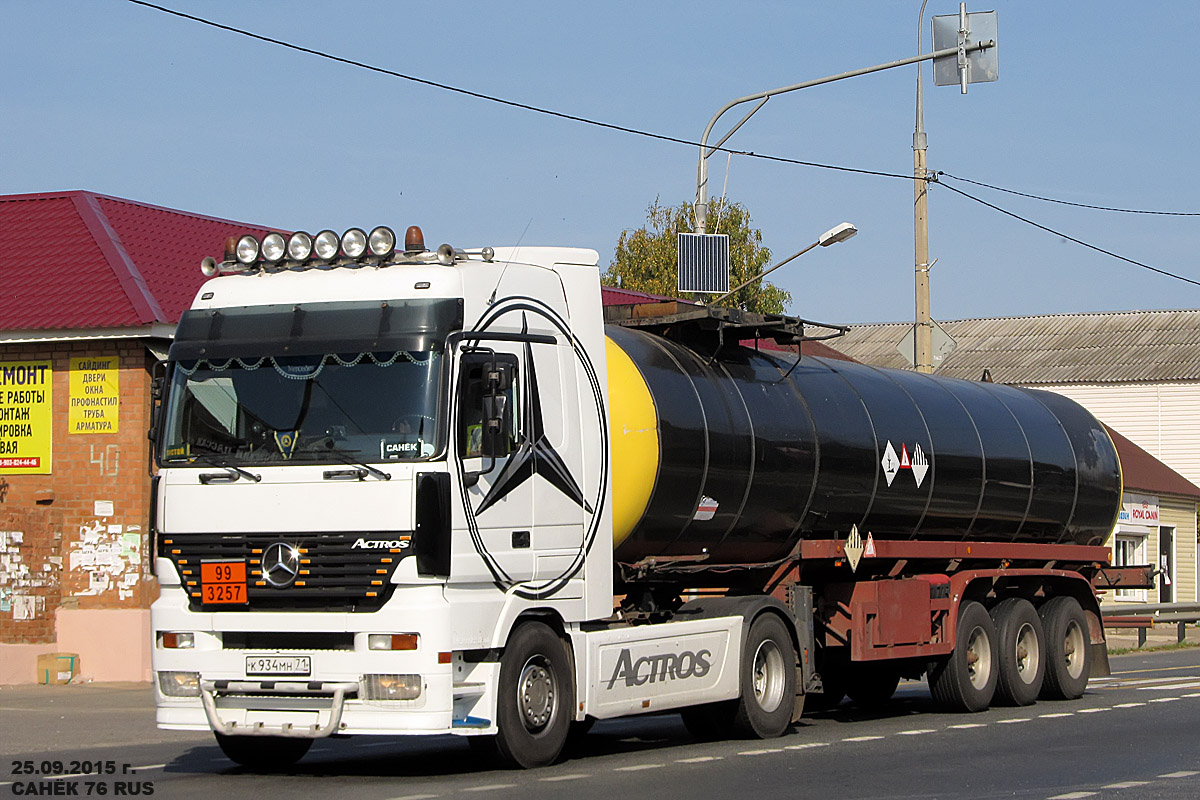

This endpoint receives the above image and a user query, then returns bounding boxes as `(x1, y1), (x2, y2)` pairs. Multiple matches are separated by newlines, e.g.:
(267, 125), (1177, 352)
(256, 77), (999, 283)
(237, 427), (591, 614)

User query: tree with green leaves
(602, 198), (792, 314)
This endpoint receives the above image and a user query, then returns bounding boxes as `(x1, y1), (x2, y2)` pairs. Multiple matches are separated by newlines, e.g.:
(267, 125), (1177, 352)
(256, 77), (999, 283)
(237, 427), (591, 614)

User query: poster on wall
(69, 356), (119, 434)
(0, 360), (53, 474)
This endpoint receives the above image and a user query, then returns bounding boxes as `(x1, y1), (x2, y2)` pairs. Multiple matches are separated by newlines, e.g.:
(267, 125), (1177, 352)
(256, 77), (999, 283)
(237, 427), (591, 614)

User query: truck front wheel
(1039, 596), (1090, 700)
(493, 621), (573, 768)
(213, 733), (312, 769)
(928, 600), (998, 712)
(731, 613), (796, 738)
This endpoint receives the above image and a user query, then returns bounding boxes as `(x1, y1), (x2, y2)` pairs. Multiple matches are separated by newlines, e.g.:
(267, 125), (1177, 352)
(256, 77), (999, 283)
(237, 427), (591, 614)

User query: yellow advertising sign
(69, 356), (120, 434)
(0, 360), (53, 474)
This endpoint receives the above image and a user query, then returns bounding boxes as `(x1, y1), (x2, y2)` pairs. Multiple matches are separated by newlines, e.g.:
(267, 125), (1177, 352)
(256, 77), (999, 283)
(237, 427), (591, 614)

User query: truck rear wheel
(1039, 596), (1090, 700)
(991, 598), (1045, 706)
(214, 733), (312, 769)
(731, 613), (796, 738)
(928, 600), (998, 712)
(493, 621), (573, 768)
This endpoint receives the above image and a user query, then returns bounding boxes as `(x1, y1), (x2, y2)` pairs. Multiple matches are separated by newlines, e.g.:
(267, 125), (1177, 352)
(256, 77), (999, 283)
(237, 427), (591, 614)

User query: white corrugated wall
(1038, 382), (1200, 491)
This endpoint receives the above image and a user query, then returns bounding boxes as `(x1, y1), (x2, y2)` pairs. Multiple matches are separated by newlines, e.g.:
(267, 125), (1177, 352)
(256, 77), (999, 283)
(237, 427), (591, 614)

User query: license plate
(201, 561), (248, 605)
(246, 655), (311, 676)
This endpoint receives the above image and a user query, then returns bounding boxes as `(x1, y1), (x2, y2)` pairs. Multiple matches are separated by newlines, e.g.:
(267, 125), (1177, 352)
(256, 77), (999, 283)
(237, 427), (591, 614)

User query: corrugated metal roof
(827, 309), (1200, 384)
(0, 190), (277, 332)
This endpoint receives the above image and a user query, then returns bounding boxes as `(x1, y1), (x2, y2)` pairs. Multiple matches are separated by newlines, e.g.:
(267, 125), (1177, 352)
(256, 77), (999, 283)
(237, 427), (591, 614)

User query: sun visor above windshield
(168, 298), (464, 361)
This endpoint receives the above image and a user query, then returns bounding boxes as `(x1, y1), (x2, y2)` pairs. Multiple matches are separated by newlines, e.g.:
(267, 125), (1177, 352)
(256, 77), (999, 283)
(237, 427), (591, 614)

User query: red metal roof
(1106, 426), (1200, 499)
(0, 191), (277, 331)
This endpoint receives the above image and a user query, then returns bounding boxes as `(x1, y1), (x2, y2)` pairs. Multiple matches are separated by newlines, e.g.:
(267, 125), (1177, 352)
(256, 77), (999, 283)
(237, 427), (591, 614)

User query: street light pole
(914, 0), (934, 374)
(693, 39), (995, 235)
(710, 222), (857, 306)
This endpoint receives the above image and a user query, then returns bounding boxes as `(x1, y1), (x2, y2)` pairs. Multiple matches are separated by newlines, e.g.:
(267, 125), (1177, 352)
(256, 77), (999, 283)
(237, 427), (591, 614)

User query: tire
(214, 733), (312, 769)
(493, 622), (573, 768)
(1039, 596), (1090, 700)
(845, 661), (902, 709)
(991, 598), (1045, 706)
(731, 614), (797, 738)
(927, 600), (998, 713)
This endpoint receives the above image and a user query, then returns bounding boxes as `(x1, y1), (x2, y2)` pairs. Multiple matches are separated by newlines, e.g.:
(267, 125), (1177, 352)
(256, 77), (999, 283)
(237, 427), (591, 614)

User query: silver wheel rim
(965, 625), (993, 690)
(1014, 621), (1041, 686)
(752, 639), (787, 713)
(517, 656), (556, 733)
(1062, 619), (1086, 680)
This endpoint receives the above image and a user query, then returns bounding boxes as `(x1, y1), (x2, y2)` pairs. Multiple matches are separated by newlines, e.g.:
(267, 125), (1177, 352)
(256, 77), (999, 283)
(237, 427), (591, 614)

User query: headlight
(287, 231), (314, 262)
(158, 671), (201, 698)
(341, 228), (367, 260)
(314, 229), (340, 261)
(362, 674), (422, 701)
(235, 235), (261, 265)
(368, 226), (396, 258)
(261, 232), (287, 264)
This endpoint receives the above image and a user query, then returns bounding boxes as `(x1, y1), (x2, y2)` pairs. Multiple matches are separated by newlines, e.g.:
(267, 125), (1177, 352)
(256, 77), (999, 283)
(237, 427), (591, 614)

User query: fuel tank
(605, 325), (1122, 566)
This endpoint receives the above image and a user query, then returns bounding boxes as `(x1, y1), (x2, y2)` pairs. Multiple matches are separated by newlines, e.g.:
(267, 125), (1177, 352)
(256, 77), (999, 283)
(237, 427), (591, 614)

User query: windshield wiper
(172, 452), (262, 484)
(317, 440), (391, 481)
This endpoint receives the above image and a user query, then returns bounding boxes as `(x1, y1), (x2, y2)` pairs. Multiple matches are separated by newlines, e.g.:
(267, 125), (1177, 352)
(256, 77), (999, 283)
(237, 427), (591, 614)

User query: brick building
(0, 191), (272, 683)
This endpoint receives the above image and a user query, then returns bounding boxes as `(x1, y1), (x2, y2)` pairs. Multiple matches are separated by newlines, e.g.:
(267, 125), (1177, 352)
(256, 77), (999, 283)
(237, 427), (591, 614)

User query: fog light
(287, 231), (314, 262)
(160, 631), (194, 649)
(235, 235), (261, 265)
(262, 232), (287, 264)
(314, 229), (340, 261)
(158, 671), (201, 697)
(341, 228), (368, 259)
(368, 226), (396, 258)
(368, 633), (418, 651)
(363, 673), (422, 701)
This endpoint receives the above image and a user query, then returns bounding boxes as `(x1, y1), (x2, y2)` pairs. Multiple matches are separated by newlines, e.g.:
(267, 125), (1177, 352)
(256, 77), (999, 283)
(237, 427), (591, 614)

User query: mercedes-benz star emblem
(261, 542), (300, 588)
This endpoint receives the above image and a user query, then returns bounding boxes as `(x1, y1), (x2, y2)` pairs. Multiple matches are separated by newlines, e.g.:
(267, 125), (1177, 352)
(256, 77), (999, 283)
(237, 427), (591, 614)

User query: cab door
(448, 346), (535, 586)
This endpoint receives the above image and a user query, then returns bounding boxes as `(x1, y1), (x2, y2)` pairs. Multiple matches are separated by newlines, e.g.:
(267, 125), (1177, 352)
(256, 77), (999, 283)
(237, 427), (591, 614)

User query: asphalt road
(3, 648), (1199, 800)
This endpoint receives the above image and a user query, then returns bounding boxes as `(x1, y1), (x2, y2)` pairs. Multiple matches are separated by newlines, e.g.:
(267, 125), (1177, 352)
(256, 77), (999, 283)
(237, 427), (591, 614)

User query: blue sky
(4, 1), (1197, 323)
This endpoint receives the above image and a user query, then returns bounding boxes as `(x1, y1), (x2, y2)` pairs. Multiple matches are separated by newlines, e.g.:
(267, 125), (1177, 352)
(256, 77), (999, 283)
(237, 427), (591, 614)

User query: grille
(161, 532), (408, 612)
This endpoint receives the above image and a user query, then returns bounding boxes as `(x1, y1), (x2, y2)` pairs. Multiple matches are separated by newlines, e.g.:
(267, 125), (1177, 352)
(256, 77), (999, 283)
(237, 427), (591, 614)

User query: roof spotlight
(287, 231), (314, 262)
(368, 226), (396, 259)
(314, 229), (340, 261)
(235, 235), (261, 265)
(261, 232), (287, 264)
(341, 228), (367, 260)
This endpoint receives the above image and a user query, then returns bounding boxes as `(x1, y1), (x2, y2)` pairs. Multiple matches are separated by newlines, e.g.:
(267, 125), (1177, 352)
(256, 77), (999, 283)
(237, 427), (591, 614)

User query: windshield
(160, 350), (443, 466)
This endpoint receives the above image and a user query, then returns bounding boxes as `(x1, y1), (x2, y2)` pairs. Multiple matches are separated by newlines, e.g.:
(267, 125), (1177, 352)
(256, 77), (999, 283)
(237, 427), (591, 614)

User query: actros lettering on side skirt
(605, 648), (712, 689)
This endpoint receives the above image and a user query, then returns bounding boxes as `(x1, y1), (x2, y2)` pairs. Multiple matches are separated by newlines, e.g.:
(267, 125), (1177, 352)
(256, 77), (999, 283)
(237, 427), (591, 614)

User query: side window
(457, 351), (520, 459)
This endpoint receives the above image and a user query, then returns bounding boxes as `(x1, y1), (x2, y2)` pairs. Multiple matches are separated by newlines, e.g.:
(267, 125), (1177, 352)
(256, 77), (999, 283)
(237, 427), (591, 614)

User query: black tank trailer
(604, 316), (1122, 569)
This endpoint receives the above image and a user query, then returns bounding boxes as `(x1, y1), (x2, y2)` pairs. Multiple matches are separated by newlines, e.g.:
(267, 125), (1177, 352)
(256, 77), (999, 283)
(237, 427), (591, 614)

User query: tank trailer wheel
(990, 598), (1046, 706)
(732, 614), (797, 738)
(214, 733), (313, 769)
(493, 622), (573, 768)
(928, 600), (998, 713)
(1039, 596), (1091, 700)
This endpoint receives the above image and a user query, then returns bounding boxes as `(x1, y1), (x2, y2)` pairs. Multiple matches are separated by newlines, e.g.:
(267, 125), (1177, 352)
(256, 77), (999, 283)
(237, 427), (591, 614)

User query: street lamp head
(818, 222), (858, 247)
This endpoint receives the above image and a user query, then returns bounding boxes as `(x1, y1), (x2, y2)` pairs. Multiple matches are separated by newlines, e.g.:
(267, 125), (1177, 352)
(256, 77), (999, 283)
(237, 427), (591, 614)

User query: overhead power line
(933, 181), (1200, 288)
(120, 0), (912, 182)
(937, 172), (1200, 216)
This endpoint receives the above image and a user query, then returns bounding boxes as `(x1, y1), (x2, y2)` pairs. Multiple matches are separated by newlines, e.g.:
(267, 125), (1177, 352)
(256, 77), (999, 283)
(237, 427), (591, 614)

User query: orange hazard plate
(200, 561), (248, 604)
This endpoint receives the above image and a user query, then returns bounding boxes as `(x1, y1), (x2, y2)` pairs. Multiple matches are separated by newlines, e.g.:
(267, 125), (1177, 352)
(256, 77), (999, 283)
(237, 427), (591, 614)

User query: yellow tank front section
(605, 335), (660, 549)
